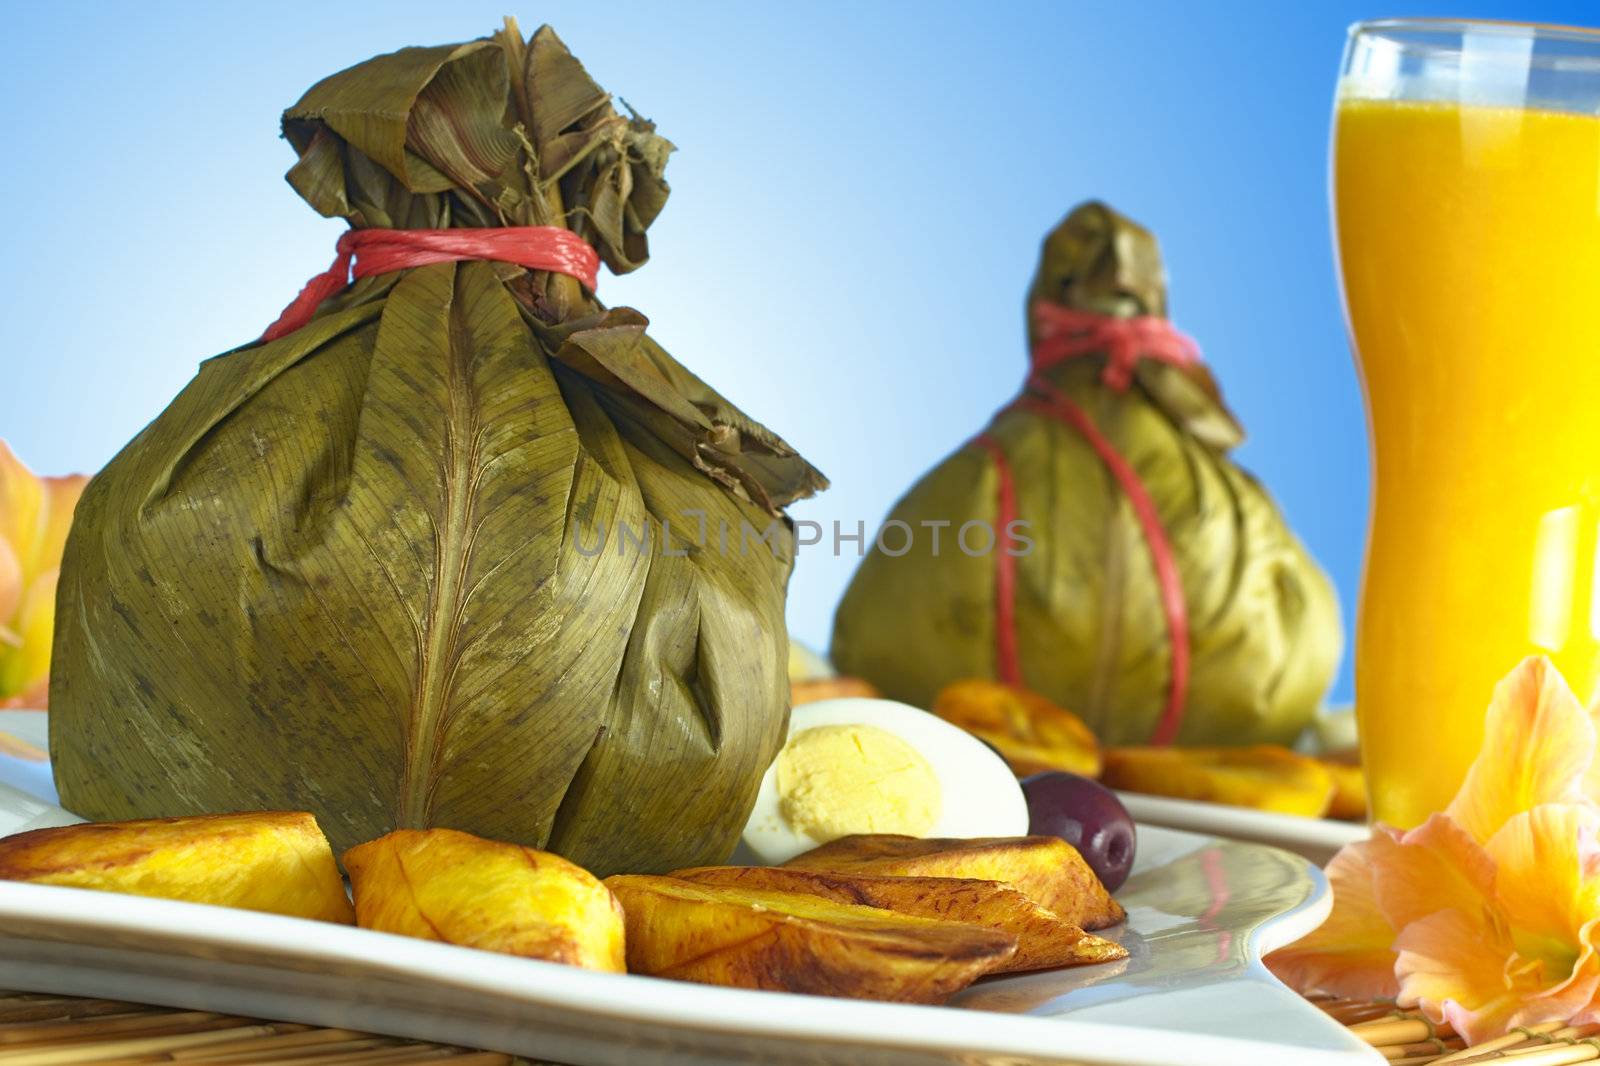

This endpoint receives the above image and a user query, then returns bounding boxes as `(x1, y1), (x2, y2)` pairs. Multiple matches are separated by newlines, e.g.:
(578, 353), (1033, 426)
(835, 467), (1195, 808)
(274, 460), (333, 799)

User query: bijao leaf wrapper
(49, 21), (826, 874)
(831, 202), (1338, 745)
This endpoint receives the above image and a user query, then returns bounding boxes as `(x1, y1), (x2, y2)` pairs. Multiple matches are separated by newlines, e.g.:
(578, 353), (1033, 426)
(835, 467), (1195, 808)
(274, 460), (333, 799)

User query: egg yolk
(775, 724), (941, 842)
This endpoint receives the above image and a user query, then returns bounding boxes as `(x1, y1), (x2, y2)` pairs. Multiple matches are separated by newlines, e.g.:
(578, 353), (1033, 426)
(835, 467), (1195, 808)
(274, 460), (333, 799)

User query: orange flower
(0, 443), (87, 707)
(1270, 657), (1600, 1044)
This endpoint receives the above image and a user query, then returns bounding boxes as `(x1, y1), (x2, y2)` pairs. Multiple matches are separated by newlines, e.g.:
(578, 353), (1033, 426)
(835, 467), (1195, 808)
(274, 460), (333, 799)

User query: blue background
(3, 1), (1592, 705)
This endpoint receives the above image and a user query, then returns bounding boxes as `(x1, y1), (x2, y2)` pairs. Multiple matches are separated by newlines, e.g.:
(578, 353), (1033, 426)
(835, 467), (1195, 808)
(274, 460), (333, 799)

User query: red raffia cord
(972, 434), (1022, 687)
(977, 303), (1200, 746)
(261, 227), (602, 342)
(1031, 302), (1202, 385)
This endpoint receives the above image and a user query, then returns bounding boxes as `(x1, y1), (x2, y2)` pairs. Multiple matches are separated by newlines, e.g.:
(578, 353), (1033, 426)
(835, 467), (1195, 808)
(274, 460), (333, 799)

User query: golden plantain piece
(931, 679), (1102, 777)
(1101, 745), (1335, 818)
(604, 874), (1016, 1002)
(0, 811), (352, 923)
(670, 865), (1125, 973)
(782, 834), (1124, 931)
(790, 676), (880, 706)
(1321, 758), (1367, 821)
(344, 829), (624, 972)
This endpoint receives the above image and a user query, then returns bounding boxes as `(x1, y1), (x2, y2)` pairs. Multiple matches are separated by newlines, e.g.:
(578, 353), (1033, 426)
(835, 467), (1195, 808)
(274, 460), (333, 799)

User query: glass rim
(1348, 17), (1600, 47)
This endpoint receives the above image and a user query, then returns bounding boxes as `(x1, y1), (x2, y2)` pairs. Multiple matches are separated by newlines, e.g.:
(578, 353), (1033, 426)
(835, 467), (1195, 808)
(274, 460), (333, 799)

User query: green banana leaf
(49, 20), (826, 875)
(831, 202), (1339, 746)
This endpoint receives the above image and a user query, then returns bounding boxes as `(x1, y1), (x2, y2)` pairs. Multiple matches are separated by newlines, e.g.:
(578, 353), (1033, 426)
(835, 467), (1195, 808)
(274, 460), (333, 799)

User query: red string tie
(978, 302), (1201, 746)
(262, 226), (602, 343)
(1030, 302), (1201, 388)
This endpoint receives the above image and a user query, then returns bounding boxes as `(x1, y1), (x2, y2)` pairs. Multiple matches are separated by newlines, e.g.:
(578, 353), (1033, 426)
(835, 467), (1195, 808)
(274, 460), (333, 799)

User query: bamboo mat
(0, 993), (533, 1066)
(12, 989), (1599, 1064)
(1316, 996), (1600, 1064)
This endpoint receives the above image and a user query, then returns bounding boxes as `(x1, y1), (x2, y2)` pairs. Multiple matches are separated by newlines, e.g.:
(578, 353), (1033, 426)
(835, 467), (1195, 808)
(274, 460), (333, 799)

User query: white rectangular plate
(0, 717), (1378, 1065)
(1118, 791), (1368, 866)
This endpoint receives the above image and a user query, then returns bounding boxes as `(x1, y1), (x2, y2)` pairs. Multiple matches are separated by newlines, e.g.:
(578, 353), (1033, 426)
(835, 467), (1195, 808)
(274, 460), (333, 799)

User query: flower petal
(0, 570), (57, 702)
(1485, 804), (1600, 970)
(1398, 806), (1600, 1045)
(0, 443), (86, 704)
(0, 442), (43, 578)
(1266, 838), (1399, 999)
(1395, 908), (1528, 1045)
(1448, 657), (1594, 844)
(1371, 814), (1495, 931)
(35, 474), (86, 576)
(0, 536), (19, 634)
(0, 682), (47, 710)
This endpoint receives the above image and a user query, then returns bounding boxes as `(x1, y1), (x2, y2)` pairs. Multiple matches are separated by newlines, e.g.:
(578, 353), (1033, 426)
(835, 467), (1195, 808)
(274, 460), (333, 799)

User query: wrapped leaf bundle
(49, 21), (824, 875)
(831, 202), (1338, 746)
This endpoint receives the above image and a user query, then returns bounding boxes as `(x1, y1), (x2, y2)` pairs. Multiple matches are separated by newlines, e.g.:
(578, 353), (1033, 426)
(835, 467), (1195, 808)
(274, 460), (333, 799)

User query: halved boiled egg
(739, 697), (1029, 864)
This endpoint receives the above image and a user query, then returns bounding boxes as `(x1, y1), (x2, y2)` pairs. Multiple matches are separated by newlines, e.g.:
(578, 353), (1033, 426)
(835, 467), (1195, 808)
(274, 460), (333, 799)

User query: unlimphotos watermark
(572, 509), (1033, 559)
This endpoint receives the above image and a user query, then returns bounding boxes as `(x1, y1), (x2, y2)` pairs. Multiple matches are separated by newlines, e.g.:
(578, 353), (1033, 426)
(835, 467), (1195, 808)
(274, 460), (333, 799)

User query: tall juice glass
(1336, 20), (1600, 828)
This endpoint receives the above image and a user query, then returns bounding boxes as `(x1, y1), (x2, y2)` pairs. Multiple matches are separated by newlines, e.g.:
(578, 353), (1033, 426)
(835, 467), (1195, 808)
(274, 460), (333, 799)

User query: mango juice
(1335, 97), (1600, 828)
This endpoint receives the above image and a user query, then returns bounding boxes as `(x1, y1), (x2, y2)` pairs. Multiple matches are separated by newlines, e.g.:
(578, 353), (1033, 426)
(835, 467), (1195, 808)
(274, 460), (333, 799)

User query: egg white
(739, 697), (1029, 864)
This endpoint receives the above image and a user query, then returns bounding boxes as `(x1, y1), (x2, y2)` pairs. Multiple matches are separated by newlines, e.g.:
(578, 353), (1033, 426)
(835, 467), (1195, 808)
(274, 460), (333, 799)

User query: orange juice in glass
(1336, 20), (1600, 828)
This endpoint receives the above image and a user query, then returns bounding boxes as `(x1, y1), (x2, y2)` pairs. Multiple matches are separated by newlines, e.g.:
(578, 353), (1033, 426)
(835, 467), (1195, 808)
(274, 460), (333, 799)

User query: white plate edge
(0, 830), (1366, 1066)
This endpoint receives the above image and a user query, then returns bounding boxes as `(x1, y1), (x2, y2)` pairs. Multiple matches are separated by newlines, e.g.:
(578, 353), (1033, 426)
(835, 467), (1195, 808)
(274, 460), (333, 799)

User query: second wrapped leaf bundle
(832, 202), (1339, 746)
